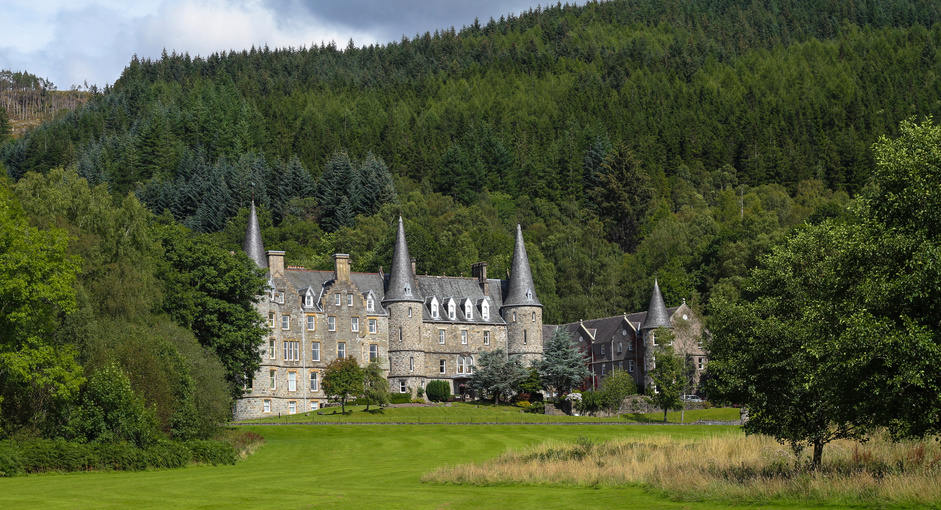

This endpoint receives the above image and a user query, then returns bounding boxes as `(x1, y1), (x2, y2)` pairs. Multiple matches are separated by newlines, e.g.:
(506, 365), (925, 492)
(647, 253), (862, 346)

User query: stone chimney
(472, 262), (489, 295)
(266, 251), (285, 278)
(411, 257), (417, 276)
(334, 253), (351, 282)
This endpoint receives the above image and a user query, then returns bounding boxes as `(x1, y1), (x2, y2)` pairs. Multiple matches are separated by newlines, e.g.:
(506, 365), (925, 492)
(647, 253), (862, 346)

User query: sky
(1, 0), (572, 90)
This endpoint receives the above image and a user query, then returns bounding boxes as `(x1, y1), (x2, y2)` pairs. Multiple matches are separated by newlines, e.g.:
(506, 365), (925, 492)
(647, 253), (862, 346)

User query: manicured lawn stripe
(0, 424), (769, 509)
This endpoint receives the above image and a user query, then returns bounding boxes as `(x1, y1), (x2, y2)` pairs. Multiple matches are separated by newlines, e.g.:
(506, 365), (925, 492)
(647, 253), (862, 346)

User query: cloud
(2, 0), (581, 89)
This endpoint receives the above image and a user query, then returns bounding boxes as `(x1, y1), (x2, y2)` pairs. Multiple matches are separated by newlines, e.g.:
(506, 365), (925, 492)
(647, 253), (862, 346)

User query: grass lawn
(239, 401), (741, 424)
(0, 422), (799, 510)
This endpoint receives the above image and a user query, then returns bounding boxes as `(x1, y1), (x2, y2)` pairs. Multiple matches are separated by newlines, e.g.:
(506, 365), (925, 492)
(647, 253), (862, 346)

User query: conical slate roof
(641, 278), (671, 330)
(243, 201), (267, 268)
(503, 224), (542, 307)
(383, 217), (421, 303)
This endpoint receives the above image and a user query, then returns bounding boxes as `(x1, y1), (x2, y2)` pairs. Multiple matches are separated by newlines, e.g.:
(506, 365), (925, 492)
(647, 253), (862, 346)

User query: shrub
(426, 380), (451, 402)
(577, 390), (605, 413)
(0, 441), (23, 476)
(515, 401), (532, 409)
(389, 393), (412, 404)
(185, 440), (237, 465)
(525, 401), (546, 414)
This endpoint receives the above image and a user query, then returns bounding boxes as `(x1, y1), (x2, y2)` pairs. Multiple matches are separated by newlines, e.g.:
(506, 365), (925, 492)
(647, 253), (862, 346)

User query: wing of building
(234, 213), (543, 420)
(544, 279), (709, 393)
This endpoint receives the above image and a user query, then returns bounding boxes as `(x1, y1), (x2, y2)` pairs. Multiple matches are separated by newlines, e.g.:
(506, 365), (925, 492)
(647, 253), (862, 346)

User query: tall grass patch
(423, 433), (941, 506)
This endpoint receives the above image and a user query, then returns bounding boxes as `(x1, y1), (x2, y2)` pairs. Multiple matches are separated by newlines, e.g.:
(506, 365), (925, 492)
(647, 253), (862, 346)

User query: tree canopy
(536, 328), (590, 400)
(322, 356), (364, 414)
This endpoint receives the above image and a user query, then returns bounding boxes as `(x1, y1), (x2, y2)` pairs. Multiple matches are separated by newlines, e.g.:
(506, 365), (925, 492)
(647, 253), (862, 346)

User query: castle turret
(243, 201), (267, 268)
(502, 224), (543, 364)
(641, 278), (672, 389)
(383, 217), (425, 396)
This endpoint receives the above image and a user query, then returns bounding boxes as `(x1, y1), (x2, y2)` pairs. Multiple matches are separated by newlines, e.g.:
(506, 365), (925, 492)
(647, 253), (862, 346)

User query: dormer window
(304, 293), (313, 308)
(481, 301), (490, 320)
(525, 288), (533, 300)
(464, 301), (472, 320)
(366, 295), (375, 311)
(448, 301), (456, 320)
(431, 300), (439, 319)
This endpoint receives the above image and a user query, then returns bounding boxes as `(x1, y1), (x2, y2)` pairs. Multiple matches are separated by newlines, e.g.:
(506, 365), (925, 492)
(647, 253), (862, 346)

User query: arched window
(448, 301), (456, 320)
(464, 301), (472, 320)
(431, 301), (439, 318)
(532, 311), (536, 322)
(481, 301), (490, 320)
(366, 295), (374, 311)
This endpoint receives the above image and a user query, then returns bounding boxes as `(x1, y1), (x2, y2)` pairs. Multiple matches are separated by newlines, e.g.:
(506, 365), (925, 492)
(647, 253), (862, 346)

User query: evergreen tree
(536, 328), (590, 401)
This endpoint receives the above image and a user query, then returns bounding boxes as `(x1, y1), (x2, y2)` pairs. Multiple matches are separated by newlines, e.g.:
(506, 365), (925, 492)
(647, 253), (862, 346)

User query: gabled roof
(641, 278), (672, 331)
(503, 224), (542, 307)
(383, 217), (421, 303)
(242, 201), (267, 268)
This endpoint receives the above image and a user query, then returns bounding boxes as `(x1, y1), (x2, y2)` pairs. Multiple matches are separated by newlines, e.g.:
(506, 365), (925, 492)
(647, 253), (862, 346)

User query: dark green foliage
(0, 106), (10, 144)
(598, 368), (637, 412)
(63, 363), (159, 448)
(0, 438), (233, 476)
(537, 328), (590, 400)
(389, 393), (413, 404)
(184, 439), (238, 465)
(469, 349), (528, 404)
(425, 380), (451, 402)
(155, 223), (268, 397)
(315, 152), (397, 232)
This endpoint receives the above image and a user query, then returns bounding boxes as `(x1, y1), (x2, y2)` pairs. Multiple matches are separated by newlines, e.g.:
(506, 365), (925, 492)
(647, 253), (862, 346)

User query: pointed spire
(641, 277), (671, 330)
(243, 201), (267, 268)
(383, 216), (420, 303)
(503, 223), (542, 307)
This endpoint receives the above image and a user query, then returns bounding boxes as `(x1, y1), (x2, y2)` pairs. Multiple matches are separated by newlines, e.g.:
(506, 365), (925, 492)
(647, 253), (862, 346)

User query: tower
(502, 224), (543, 364)
(640, 278), (672, 390)
(382, 217), (425, 396)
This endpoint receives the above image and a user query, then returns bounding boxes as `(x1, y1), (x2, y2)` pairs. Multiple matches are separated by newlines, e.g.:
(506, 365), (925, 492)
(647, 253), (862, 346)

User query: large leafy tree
(155, 223), (268, 397)
(0, 180), (83, 435)
(536, 328), (589, 401)
(469, 349), (528, 404)
(322, 356), (364, 414)
(709, 118), (941, 468)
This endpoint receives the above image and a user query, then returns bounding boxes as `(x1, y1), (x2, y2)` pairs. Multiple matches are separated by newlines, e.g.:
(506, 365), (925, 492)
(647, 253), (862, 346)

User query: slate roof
(640, 278), (672, 331)
(383, 217), (420, 303)
(503, 224), (542, 307)
(242, 201), (267, 268)
(281, 269), (389, 315)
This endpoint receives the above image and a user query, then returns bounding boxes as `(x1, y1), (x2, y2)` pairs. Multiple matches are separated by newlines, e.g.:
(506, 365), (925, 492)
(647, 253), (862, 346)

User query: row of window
(404, 356), (475, 375)
(268, 313), (379, 333)
(300, 291), (378, 311)
(436, 329), (491, 345)
(264, 369), (319, 392)
(268, 340), (380, 363)
(262, 399), (320, 414)
(429, 298), (490, 321)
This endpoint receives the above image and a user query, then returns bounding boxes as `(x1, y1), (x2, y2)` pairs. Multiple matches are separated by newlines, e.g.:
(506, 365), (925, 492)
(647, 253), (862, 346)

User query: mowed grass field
(0, 421), (784, 510)
(240, 401), (741, 424)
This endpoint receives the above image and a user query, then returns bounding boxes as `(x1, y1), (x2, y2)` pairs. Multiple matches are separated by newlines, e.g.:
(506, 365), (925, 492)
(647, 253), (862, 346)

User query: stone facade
(234, 215), (543, 420)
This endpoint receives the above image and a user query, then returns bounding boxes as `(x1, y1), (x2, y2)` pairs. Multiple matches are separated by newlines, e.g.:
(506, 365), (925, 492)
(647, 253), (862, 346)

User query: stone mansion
(234, 206), (543, 420)
(233, 204), (706, 420)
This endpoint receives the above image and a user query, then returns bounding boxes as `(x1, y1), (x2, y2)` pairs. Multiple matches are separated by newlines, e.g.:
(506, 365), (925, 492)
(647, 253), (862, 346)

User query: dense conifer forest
(1, 0), (939, 448)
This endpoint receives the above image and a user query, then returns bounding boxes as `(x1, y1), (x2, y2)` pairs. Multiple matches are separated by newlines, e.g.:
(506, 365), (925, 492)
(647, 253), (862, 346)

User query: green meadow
(0, 423), (758, 509)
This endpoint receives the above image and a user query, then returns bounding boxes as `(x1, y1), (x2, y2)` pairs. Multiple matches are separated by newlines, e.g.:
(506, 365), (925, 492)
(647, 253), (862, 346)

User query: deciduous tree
(322, 356), (364, 414)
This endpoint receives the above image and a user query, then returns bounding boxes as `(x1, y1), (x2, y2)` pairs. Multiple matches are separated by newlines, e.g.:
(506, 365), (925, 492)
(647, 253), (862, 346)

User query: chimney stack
(334, 253), (351, 282)
(266, 251), (285, 278)
(472, 262), (489, 295)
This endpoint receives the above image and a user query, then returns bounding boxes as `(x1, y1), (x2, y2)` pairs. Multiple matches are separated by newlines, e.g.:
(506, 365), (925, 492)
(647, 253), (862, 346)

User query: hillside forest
(1, 0), (940, 448)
